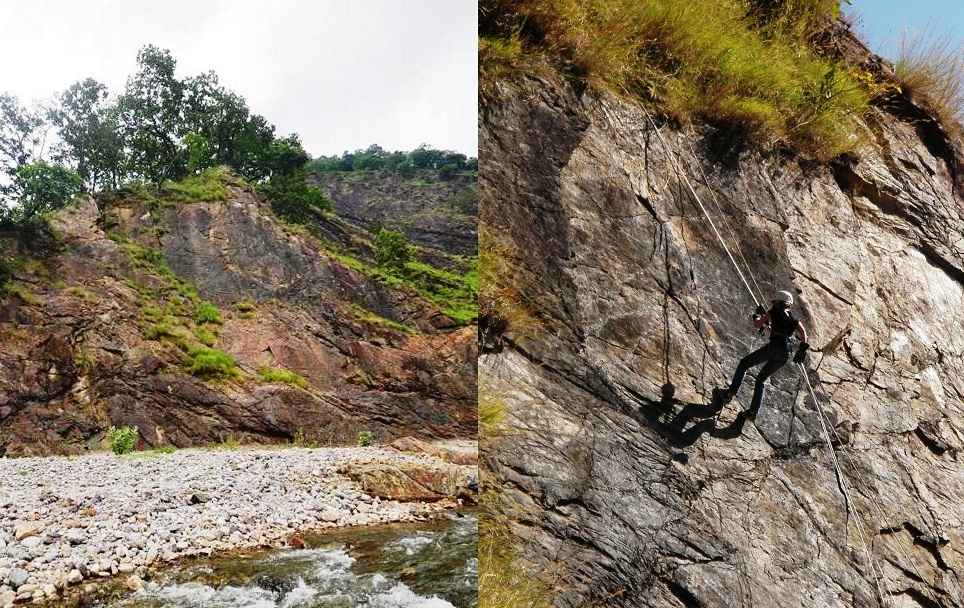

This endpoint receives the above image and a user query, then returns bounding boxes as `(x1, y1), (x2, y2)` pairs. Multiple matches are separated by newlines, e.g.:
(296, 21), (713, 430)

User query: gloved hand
(794, 342), (810, 364)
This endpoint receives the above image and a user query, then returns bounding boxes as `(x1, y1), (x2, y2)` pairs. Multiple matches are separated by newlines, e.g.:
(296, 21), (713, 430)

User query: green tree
(116, 45), (185, 186)
(184, 132), (214, 174)
(260, 171), (331, 224)
(0, 94), (46, 198)
(11, 161), (82, 221)
(374, 228), (412, 269)
(50, 79), (126, 190)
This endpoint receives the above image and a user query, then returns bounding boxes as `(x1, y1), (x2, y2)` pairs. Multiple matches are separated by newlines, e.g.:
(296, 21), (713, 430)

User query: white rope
(680, 134), (767, 305)
(813, 378), (939, 600)
(642, 109), (760, 308)
(800, 363), (891, 607)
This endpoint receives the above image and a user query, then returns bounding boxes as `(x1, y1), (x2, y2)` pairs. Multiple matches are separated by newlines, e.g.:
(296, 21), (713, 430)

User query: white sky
(0, 0), (478, 157)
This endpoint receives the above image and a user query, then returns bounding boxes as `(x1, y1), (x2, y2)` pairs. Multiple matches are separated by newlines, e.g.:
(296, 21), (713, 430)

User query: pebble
(0, 447), (456, 596)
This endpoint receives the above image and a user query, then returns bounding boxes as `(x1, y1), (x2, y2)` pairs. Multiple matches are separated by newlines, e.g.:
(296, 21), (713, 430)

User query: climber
(713, 290), (810, 415)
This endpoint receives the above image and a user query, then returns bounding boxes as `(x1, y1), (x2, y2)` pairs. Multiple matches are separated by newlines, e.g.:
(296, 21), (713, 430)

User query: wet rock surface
(0, 446), (471, 605)
(480, 71), (964, 607)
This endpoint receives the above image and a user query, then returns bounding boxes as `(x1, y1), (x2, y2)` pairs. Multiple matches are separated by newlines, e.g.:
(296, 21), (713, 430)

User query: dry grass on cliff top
(481, 0), (874, 159)
(895, 32), (964, 134)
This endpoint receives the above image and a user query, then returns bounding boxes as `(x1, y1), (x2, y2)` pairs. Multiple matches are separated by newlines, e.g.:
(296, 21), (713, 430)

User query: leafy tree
(11, 161), (82, 221)
(438, 163), (459, 180)
(181, 72), (276, 180)
(116, 46), (185, 185)
(260, 171), (331, 224)
(374, 228), (412, 269)
(184, 132), (214, 174)
(0, 94), (47, 197)
(50, 79), (125, 190)
(398, 160), (416, 178)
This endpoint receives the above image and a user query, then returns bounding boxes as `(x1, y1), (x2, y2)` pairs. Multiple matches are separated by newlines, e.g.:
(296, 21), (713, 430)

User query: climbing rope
(642, 108), (761, 308)
(679, 133), (767, 305)
(640, 105), (901, 605)
(800, 364), (892, 606)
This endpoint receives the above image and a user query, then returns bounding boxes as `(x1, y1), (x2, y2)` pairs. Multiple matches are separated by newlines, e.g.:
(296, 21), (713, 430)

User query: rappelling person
(713, 290), (810, 415)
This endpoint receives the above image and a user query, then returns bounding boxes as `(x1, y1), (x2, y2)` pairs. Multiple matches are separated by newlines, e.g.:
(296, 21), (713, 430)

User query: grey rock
(480, 65), (964, 608)
(6, 569), (27, 590)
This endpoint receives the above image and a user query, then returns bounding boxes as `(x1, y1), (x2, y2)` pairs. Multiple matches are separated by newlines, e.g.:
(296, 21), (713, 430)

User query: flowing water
(85, 512), (476, 608)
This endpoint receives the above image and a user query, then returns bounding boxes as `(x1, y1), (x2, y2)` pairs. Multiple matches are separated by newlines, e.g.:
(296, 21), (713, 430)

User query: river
(79, 512), (476, 608)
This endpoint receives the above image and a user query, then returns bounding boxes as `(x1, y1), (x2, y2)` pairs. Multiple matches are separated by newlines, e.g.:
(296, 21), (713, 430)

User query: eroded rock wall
(0, 185), (476, 455)
(480, 73), (964, 607)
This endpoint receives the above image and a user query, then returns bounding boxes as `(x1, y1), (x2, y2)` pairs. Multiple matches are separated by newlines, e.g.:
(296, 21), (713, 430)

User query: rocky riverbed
(0, 446), (477, 606)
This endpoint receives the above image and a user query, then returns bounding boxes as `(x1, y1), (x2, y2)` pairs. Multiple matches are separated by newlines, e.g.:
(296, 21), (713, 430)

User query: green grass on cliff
(348, 303), (417, 334)
(479, 386), (555, 608)
(322, 244), (477, 326)
(481, 0), (874, 159)
(160, 167), (231, 204)
(258, 366), (309, 388)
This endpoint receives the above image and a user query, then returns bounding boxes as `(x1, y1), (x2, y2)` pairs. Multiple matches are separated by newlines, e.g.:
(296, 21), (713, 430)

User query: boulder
(338, 461), (477, 503)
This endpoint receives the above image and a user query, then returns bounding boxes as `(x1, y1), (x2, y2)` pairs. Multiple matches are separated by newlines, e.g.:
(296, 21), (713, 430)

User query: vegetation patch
(357, 430), (376, 447)
(479, 384), (555, 607)
(107, 425), (139, 455)
(320, 233), (477, 325)
(194, 326), (217, 347)
(348, 303), (417, 334)
(480, 223), (542, 345)
(481, 0), (875, 159)
(184, 346), (239, 379)
(160, 167), (231, 204)
(258, 366), (309, 389)
(1, 281), (40, 305)
(65, 285), (98, 302)
(895, 32), (964, 133)
(195, 300), (222, 324)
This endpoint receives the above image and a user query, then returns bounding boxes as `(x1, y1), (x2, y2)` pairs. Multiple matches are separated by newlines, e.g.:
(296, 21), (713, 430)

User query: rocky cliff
(311, 169), (477, 260)
(480, 52), (964, 608)
(0, 176), (477, 456)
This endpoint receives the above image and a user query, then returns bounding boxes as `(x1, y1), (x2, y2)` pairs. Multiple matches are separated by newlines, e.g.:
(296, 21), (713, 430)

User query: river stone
(64, 530), (84, 546)
(6, 569), (27, 589)
(13, 526), (39, 542)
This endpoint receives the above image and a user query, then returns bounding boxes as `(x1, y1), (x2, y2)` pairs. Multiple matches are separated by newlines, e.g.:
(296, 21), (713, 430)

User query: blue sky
(846, 0), (963, 59)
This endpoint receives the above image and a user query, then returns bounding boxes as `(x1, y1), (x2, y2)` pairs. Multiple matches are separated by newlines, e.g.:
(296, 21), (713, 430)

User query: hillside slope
(0, 177), (476, 456)
(480, 48), (963, 608)
(311, 169), (477, 259)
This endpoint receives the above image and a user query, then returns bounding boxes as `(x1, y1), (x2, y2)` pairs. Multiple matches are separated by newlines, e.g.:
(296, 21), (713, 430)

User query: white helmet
(773, 290), (794, 305)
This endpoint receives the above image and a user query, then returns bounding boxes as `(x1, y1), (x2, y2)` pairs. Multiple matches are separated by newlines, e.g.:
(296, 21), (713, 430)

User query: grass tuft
(895, 31), (964, 133)
(258, 366), (309, 389)
(161, 166), (231, 203)
(1, 282), (40, 305)
(196, 300), (222, 324)
(184, 346), (239, 379)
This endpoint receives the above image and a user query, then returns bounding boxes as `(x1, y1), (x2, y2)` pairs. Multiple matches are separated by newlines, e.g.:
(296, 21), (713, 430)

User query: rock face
(339, 459), (477, 503)
(480, 69), (964, 607)
(311, 170), (478, 257)
(0, 180), (476, 455)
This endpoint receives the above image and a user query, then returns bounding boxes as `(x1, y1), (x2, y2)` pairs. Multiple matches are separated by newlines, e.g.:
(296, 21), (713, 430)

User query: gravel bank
(0, 446), (466, 606)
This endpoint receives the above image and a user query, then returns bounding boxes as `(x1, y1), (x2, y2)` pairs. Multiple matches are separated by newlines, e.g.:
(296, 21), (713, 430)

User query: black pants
(727, 340), (790, 411)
